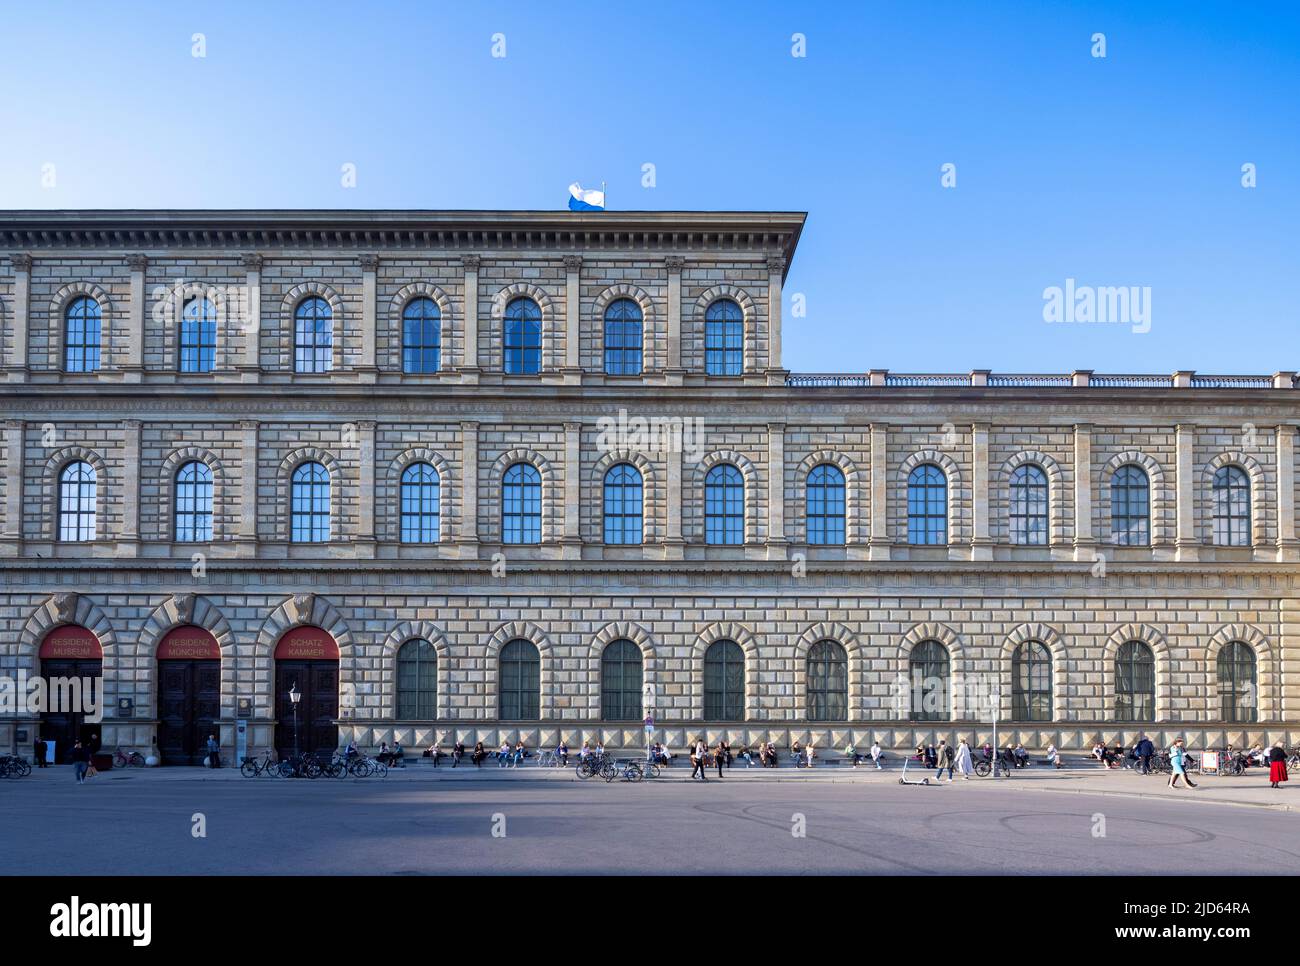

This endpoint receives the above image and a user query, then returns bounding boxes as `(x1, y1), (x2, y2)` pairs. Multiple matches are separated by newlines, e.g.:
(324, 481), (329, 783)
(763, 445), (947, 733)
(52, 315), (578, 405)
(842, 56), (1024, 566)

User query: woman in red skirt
(1268, 742), (1289, 788)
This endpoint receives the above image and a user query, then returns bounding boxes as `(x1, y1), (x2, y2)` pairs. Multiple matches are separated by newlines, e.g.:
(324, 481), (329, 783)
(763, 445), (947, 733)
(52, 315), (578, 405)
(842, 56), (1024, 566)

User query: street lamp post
(289, 681), (302, 761)
(990, 690), (1000, 776)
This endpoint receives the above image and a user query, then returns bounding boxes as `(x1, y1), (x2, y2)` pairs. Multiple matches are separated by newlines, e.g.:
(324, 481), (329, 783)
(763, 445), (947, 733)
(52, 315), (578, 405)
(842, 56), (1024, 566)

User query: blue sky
(1, 1), (1296, 374)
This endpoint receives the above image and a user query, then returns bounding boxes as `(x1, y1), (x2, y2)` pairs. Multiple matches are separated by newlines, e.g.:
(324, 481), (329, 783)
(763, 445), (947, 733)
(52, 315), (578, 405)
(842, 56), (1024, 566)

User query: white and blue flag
(567, 182), (605, 211)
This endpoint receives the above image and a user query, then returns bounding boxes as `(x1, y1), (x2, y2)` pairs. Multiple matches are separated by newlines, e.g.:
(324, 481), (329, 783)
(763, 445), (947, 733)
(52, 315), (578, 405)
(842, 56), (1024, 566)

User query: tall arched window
(290, 462), (330, 543)
(1212, 465), (1251, 546)
(1217, 641), (1257, 723)
(396, 638), (438, 719)
(1011, 641), (1052, 721)
(503, 297), (542, 374)
(603, 298), (643, 375)
(179, 296), (217, 373)
(603, 463), (643, 545)
(502, 462), (541, 544)
(704, 299), (743, 376)
(174, 461), (214, 542)
(600, 639), (643, 720)
(806, 464), (846, 545)
(294, 296), (333, 373)
(63, 296), (102, 373)
(704, 464), (744, 545)
(907, 464), (947, 545)
(909, 640), (950, 721)
(400, 462), (441, 543)
(1115, 640), (1155, 721)
(402, 297), (441, 373)
(499, 639), (540, 720)
(58, 461), (97, 542)
(1111, 465), (1150, 546)
(1009, 464), (1048, 545)
(703, 639), (745, 720)
(807, 640), (848, 721)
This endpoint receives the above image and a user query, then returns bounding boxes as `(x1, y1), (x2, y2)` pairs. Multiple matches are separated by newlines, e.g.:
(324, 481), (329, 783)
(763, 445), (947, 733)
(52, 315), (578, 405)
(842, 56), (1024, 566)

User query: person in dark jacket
(1269, 741), (1289, 788)
(71, 740), (91, 784)
(934, 740), (955, 782)
(206, 734), (221, 769)
(1135, 736), (1155, 774)
(34, 736), (48, 768)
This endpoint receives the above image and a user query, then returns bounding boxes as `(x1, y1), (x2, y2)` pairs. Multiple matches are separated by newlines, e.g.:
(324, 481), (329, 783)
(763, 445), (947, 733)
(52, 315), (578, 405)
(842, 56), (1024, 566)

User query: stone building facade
(1, 209), (1298, 763)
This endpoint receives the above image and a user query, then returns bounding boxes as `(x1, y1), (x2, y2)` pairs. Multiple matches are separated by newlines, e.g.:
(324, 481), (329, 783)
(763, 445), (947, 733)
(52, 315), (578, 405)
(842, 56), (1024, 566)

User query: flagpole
(601, 180), (607, 211)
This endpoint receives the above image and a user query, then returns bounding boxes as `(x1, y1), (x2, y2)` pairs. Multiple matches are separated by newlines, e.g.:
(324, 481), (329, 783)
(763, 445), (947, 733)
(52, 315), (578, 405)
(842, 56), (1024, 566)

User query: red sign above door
(157, 625), (222, 661)
(274, 626), (340, 660)
(38, 625), (103, 660)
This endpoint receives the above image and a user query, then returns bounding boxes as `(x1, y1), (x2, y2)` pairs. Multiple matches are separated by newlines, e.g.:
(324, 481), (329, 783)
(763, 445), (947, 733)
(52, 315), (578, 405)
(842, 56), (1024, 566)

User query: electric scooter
(898, 754), (931, 785)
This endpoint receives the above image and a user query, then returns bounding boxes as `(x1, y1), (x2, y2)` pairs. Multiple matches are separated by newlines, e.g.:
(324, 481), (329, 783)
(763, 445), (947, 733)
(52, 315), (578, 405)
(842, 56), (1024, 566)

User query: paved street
(3, 764), (1298, 875)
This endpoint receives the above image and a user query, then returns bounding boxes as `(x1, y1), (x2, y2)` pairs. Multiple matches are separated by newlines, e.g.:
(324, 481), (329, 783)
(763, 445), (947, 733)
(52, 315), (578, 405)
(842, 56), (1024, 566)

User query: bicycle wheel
(130, 753), (146, 767)
(240, 760), (259, 778)
(371, 761), (388, 778)
(275, 760), (294, 778)
(974, 761), (990, 777)
(353, 759), (372, 778)
(600, 761), (618, 781)
(576, 761), (595, 780)
(647, 763), (660, 779)
(626, 763), (644, 783)
(303, 758), (322, 779)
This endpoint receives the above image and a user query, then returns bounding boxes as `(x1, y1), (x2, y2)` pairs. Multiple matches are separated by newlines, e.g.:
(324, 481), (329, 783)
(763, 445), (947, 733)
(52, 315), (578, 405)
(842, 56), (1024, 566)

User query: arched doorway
(38, 625), (103, 762)
(274, 626), (340, 758)
(156, 626), (221, 765)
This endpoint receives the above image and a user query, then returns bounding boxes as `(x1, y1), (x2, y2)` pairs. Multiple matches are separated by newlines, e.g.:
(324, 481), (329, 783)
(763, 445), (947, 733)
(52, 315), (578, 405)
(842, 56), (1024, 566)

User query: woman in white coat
(954, 738), (975, 780)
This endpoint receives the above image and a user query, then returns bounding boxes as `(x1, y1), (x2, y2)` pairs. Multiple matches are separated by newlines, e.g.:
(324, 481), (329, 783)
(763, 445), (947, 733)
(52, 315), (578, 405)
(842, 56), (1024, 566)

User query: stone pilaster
(358, 254), (379, 383)
(5, 254), (30, 382)
(1, 420), (23, 554)
(236, 420), (259, 555)
(355, 420), (376, 556)
(1276, 425), (1299, 561)
(123, 255), (148, 382)
(460, 255), (481, 382)
(664, 256), (685, 385)
(868, 422), (891, 559)
(971, 421), (992, 560)
(119, 419), (141, 555)
(1073, 423), (1095, 562)
(1281, 598), (1300, 721)
(562, 421), (582, 556)
(562, 255), (582, 384)
(664, 446), (684, 558)
(1175, 423), (1199, 561)
(239, 254), (262, 382)
(764, 254), (787, 384)
(767, 422), (786, 558)
(459, 421), (479, 552)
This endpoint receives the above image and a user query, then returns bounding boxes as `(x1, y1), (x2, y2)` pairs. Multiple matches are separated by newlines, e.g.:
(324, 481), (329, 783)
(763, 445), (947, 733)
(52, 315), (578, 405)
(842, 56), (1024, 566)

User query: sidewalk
(14, 760), (1298, 810)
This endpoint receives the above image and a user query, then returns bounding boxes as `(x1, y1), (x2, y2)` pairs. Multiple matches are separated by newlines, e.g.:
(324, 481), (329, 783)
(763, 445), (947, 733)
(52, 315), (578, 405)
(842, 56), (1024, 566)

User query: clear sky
(1, 1), (1296, 375)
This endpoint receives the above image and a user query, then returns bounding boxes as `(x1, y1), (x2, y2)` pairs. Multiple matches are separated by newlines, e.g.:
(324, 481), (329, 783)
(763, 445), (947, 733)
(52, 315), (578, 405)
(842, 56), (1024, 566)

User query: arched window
(1011, 641), (1052, 721)
(603, 298), (643, 375)
(1217, 641), (1257, 723)
(294, 296), (333, 373)
(806, 464), (846, 545)
(807, 640), (848, 721)
(602, 463), (643, 545)
(704, 299), (743, 376)
(63, 296), (102, 373)
(400, 462), (441, 543)
(290, 462), (330, 543)
(907, 464), (947, 545)
(396, 638), (438, 719)
(402, 297), (441, 373)
(499, 639), (540, 720)
(1009, 464), (1048, 545)
(1115, 640), (1155, 721)
(502, 462), (541, 544)
(174, 461), (213, 542)
(600, 639), (643, 720)
(909, 640), (950, 721)
(1212, 465), (1251, 546)
(703, 639), (745, 720)
(503, 297), (542, 375)
(179, 296), (217, 373)
(58, 461), (97, 541)
(1111, 465), (1150, 546)
(704, 464), (744, 545)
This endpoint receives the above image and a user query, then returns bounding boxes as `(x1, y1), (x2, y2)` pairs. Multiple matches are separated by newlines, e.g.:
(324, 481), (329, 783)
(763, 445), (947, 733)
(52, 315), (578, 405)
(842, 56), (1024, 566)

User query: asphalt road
(3, 774), (1296, 875)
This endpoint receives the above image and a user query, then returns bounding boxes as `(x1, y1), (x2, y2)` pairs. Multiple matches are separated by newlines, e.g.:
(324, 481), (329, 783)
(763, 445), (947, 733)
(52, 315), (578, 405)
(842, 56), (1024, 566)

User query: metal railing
(786, 371), (1293, 390)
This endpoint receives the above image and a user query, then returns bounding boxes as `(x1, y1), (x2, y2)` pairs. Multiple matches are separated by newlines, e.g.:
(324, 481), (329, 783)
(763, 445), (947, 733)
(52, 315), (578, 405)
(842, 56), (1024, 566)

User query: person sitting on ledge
(451, 741), (465, 766)
(390, 740), (405, 768)
(556, 741), (569, 765)
(471, 741), (486, 767)
(422, 743), (442, 766)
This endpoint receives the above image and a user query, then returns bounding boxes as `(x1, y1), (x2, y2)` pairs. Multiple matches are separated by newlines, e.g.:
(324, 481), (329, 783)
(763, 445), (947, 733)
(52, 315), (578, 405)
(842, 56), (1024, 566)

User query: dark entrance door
(39, 659), (103, 763)
(274, 661), (338, 759)
(157, 660), (220, 765)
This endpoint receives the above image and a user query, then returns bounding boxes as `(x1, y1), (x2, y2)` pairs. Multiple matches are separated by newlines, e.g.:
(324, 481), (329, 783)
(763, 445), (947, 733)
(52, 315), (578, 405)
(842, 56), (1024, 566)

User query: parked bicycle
(239, 750), (279, 778)
(575, 751), (615, 780)
(0, 755), (32, 778)
(113, 747), (146, 768)
(605, 759), (644, 783)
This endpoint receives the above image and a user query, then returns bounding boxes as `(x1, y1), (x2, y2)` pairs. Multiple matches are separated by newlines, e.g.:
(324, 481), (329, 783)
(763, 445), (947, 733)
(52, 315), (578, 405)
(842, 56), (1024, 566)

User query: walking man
(1135, 734), (1155, 775)
(934, 739), (955, 782)
(71, 740), (90, 784)
(870, 739), (884, 770)
(691, 737), (709, 781)
(206, 733), (220, 769)
(1167, 737), (1197, 789)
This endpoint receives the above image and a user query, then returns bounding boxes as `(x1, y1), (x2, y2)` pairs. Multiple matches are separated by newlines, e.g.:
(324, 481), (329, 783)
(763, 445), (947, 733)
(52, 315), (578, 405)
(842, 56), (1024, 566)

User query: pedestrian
(206, 733), (220, 769)
(715, 740), (726, 778)
(1135, 734), (1155, 774)
(71, 739), (90, 784)
(870, 739), (884, 770)
(1269, 741), (1289, 788)
(934, 740), (955, 781)
(1167, 738), (1197, 789)
(954, 738), (974, 780)
(805, 742), (815, 768)
(720, 740), (732, 769)
(691, 738), (708, 781)
(34, 736), (48, 768)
